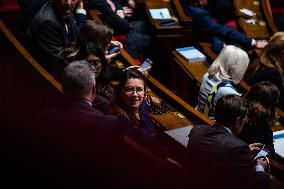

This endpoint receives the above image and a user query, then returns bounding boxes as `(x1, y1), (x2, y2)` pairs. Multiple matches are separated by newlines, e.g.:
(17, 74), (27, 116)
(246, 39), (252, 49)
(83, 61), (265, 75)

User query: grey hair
(208, 45), (250, 84)
(62, 60), (96, 96)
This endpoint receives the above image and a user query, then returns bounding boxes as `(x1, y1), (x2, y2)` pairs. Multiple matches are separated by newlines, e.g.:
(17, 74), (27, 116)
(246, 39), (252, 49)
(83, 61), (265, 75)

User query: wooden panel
(0, 20), (63, 120)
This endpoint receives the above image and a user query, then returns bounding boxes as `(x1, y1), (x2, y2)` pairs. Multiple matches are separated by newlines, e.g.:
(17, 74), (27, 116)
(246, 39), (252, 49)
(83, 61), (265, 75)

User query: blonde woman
(196, 45), (250, 118)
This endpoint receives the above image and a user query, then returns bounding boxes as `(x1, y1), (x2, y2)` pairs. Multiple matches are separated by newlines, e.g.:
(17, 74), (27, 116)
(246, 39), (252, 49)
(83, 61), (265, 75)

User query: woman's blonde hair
(208, 45), (250, 84)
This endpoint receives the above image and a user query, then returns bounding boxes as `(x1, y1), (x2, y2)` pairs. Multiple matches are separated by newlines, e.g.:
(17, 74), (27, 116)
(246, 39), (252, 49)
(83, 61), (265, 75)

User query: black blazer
(27, 1), (86, 58)
(186, 124), (267, 189)
(1, 99), (190, 188)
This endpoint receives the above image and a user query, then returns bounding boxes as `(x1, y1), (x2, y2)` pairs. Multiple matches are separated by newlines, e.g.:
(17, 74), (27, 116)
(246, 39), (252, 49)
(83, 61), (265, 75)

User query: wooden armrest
(88, 10), (103, 24)
(199, 42), (217, 61)
(260, 0), (278, 33)
(171, 0), (192, 22)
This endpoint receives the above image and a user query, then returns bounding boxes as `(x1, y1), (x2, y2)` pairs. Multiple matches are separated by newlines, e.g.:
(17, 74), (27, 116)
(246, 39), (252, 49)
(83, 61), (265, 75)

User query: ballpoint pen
(160, 12), (164, 19)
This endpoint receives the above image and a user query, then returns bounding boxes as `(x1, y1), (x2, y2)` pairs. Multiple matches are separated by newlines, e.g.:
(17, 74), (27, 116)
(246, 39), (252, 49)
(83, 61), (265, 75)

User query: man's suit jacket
(186, 124), (267, 189)
(180, 1), (252, 53)
(27, 1), (86, 59)
(1, 98), (190, 188)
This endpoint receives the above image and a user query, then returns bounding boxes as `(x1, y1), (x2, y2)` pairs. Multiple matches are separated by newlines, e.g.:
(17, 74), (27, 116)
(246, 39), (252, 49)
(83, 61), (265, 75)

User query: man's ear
(233, 117), (243, 135)
(92, 83), (96, 97)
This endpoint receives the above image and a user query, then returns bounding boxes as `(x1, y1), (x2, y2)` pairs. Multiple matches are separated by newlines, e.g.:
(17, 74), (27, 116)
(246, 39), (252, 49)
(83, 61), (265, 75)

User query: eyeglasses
(123, 87), (144, 94)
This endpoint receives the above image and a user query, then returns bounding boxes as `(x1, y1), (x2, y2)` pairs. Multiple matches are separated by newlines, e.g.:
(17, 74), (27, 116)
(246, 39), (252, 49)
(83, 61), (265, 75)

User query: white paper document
(239, 8), (256, 17)
(164, 125), (193, 147)
(149, 8), (171, 19)
(273, 130), (284, 158)
(176, 47), (206, 62)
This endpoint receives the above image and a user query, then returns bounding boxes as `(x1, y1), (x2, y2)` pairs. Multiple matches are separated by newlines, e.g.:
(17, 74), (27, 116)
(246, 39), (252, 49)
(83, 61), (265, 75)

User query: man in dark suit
(27, 0), (86, 61)
(186, 95), (268, 189)
(180, 0), (267, 54)
(0, 60), (189, 188)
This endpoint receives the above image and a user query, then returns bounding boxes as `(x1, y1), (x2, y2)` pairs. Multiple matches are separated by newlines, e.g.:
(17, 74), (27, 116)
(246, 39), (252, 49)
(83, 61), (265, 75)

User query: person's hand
(105, 51), (120, 63)
(256, 40), (268, 49)
(110, 40), (123, 49)
(116, 9), (125, 19)
(75, 0), (84, 9)
(249, 143), (263, 152)
(128, 0), (136, 9)
(123, 6), (134, 17)
(124, 65), (151, 77)
(256, 157), (268, 170)
(137, 65), (151, 77)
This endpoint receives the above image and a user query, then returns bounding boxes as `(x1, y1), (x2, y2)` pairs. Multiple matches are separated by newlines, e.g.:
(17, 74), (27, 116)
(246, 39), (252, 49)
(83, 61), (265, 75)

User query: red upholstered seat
(224, 20), (238, 30)
(0, 0), (21, 28)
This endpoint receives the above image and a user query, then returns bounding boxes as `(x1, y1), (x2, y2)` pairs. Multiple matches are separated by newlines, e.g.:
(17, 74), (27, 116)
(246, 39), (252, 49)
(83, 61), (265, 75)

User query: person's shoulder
(31, 2), (58, 24)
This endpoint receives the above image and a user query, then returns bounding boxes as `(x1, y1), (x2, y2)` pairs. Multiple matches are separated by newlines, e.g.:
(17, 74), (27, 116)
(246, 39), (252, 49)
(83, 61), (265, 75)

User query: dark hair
(116, 69), (147, 95)
(109, 68), (147, 127)
(59, 21), (113, 78)
(245, 32), (284, 85)
(215, 95), (247, 126)
(245, 81), (279, 127)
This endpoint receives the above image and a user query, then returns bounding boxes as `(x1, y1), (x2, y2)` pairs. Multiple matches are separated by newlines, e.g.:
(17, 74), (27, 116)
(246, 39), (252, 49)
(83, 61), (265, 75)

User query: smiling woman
(108, 68), (148, 127)
(107, 68), (170, 158)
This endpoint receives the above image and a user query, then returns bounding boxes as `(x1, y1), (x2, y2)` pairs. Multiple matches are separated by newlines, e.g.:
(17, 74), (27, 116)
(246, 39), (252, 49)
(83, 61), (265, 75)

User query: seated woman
(238, 81), (279, 157)
(107, 68), (170, 158)
(196, 45), (249, 118)
(58, 21), (122, 111)
(244, 32), (284, 110)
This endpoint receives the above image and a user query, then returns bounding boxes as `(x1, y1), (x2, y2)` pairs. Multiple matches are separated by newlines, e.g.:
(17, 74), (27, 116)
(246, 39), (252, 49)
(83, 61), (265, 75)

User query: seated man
(186, 95), (268, 189)
(26, 0), (86, 62)
(180, 0), (267, 53)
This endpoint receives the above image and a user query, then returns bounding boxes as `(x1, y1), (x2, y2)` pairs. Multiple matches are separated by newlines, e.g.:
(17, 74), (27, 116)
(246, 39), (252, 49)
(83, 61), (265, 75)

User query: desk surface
(172, 51), (208, 84)
(145, 0), (182, 30)
(234, 0), (271, 39)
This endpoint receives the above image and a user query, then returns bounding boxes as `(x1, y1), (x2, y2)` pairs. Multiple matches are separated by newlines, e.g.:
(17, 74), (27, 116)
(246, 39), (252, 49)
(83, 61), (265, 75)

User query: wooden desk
(171, 51), (208, 106)
(145, 0), (186, 50)
(172, 51), (208, 84)
(234, 0), (275, 39)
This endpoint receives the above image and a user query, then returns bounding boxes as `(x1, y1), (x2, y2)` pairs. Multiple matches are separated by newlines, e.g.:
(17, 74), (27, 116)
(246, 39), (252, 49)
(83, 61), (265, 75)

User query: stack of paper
(164, 125), (193, 147)
(149, 8), (171, 20)
(176, 47), (207, 62)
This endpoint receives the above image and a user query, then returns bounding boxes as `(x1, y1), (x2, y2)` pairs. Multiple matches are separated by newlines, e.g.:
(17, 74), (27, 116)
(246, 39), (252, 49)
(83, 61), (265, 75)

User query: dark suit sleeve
(74, 13), (87, 29)
(231, 145), (267, 189)
(88, 0), (130, 33)
(31, 20), (65, 58)
(183, 5), (252, 48)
